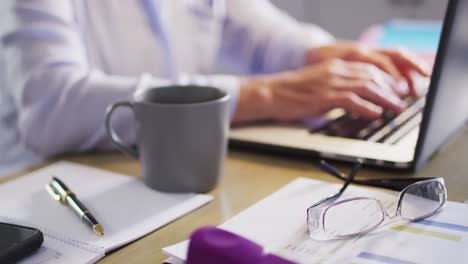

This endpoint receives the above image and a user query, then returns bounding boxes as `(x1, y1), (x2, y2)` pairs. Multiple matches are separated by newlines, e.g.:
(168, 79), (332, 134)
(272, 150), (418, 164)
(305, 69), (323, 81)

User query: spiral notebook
(0, 161), (212, 264)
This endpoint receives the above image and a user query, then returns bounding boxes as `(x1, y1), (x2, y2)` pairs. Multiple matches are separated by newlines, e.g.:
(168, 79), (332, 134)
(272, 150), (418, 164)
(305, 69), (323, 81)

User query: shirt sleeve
(219, 0), (335, 74)
(1, 0), (141, 157)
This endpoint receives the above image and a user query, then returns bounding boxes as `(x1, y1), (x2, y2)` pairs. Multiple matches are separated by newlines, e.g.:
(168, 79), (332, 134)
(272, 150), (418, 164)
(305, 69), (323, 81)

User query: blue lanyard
(140, 0), (174, 79)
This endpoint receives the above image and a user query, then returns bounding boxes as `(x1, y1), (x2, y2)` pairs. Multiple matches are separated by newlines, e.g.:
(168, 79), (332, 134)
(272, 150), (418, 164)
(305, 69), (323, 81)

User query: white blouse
(0, 0), (334, 176)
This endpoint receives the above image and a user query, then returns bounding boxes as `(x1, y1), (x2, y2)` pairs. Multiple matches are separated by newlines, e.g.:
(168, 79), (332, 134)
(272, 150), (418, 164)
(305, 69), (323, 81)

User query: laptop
(229, 0), (468, 170)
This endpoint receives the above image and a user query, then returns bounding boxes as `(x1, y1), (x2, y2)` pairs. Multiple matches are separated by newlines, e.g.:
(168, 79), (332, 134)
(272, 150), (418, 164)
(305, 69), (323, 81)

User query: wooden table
(2, 128), (467, 263)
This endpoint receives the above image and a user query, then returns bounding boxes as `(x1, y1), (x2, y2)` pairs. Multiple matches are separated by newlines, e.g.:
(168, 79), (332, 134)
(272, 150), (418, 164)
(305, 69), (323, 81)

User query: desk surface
(2, 128), (467, 263)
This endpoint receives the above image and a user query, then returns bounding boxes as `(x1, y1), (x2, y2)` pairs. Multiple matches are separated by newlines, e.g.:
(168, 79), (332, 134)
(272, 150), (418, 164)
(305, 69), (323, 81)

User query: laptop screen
(415, 0), (468, 169)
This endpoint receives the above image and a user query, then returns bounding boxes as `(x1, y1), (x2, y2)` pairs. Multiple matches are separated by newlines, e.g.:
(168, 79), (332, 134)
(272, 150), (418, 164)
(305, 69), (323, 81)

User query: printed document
(163, 178), (468, 264)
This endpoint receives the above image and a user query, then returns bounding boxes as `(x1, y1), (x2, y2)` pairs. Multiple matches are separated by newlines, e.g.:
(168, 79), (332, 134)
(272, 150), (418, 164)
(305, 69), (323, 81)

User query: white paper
(163, 178), (468, 264)
(0, 161), (213, 263)
(163, 178), (339, 261)
(164, 257), (185, 264)
(16, 232), (104, 264)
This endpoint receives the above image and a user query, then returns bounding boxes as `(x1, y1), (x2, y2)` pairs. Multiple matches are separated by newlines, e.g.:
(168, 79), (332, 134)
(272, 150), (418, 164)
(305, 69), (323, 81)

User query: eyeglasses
(307, 160), (447, 240)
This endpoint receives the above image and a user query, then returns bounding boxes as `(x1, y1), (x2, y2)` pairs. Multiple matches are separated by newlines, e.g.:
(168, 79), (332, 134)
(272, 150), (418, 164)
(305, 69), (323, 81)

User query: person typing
(0, 0), (429, 175)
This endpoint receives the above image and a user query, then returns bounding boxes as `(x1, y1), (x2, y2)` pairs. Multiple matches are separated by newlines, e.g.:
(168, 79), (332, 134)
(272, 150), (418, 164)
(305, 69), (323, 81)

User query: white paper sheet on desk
(0, 161), (213, 264)
(163, 178), (468, 264)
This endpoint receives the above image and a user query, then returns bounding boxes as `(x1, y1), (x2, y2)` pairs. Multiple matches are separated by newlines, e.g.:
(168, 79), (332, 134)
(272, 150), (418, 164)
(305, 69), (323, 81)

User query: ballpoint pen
(45, 177), (104, 236)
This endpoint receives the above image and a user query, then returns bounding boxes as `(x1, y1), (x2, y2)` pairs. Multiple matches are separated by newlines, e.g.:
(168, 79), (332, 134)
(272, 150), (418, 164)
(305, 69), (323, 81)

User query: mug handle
(105, 101), (139, 159)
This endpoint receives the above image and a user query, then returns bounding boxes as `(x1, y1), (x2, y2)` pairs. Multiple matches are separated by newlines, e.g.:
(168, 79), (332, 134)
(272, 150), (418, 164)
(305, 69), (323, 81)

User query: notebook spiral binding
(0, 215), (105, 255)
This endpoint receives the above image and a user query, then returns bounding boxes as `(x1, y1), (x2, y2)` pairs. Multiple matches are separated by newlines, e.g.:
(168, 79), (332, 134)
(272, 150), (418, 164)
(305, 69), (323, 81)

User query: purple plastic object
(186, 226), (296, 264)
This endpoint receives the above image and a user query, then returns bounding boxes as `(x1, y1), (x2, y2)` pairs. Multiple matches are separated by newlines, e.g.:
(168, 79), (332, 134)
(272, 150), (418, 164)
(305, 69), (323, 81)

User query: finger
(332, 79), (406, 114)
(384, 73), (410, 97)
(328, 91), (383, 119)
(395, 79), (410, 97)
(402, 70), (417, 96)
(377, 49), (429, 95)
(347, 49), (403, 82)
(414, 74), (431, 96)
(404, 70), (431, 97)
(379, 48), (431, 77)
(346, 62), (408, 97)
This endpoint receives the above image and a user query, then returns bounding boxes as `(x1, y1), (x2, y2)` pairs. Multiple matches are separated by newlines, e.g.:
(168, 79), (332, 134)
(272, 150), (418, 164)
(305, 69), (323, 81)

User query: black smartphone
(0, 222), (44, 264)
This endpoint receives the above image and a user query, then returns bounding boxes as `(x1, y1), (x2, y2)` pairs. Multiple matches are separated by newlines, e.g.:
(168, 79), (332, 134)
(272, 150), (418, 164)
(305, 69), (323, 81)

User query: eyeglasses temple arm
(319, 160), (347, 181)
(319, 160), (436, 192)
(308, 161), (362, 211)
(339, 161), (361, 193)
(351, 177), (436, 191)
(308, 192), (342, 209)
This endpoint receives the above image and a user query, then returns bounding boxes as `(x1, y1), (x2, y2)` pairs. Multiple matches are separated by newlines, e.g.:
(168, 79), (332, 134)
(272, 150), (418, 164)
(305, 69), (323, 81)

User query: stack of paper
(164, 178), (468, 264)
(0, 161), (212, 264)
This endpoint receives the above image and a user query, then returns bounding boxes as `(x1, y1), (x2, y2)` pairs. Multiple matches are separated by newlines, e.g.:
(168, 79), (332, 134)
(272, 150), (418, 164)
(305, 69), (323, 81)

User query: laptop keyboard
(310, 97), (425, 143)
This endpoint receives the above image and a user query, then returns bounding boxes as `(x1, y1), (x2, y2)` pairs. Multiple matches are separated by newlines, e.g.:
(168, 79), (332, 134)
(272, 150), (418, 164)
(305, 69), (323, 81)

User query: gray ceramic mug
(105, 85), (230, 193)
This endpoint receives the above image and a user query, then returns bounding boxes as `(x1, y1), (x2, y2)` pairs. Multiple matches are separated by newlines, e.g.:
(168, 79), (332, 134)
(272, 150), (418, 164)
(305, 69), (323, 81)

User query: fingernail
(395, 80), (409, 94)
(394, 103), (406, 114)
(423, 64), (432, 75)
(372, 106), (384, 115)
(388, 95), (406, 112)
(398, 100), (407, 111)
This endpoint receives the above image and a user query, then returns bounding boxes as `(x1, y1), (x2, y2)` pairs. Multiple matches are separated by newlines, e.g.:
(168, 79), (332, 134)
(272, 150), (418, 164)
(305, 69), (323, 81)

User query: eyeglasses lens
(400, 181), (445, 219)
(323, 199), (384, 236)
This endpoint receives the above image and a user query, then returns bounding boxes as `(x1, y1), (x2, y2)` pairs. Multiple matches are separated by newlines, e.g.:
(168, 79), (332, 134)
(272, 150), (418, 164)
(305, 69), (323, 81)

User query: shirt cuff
(282, 24), (336, 69)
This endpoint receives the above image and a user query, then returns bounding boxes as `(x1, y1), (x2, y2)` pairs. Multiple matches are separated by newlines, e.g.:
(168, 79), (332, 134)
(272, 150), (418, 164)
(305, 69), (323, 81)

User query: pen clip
(45, 183), (63, 203)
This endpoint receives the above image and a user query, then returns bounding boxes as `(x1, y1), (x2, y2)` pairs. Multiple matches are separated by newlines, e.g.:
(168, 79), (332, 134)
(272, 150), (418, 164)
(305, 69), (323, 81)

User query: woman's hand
(234, 58), (409, 123)
(306, 42), (432, 96)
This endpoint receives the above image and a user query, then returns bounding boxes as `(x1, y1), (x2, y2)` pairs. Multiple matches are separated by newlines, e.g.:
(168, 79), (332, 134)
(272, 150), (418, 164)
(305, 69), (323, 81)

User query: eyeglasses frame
(307, 177), (447, 240)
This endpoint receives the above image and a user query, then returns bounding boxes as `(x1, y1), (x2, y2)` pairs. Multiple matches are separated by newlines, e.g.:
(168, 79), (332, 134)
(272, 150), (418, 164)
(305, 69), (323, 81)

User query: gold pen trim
(61, 190), (74, 203)
(46, 180), (75, 204)
(93, 224), (104, 236)
(80, 210), (91, 221)
(45, 177), (105, 237)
